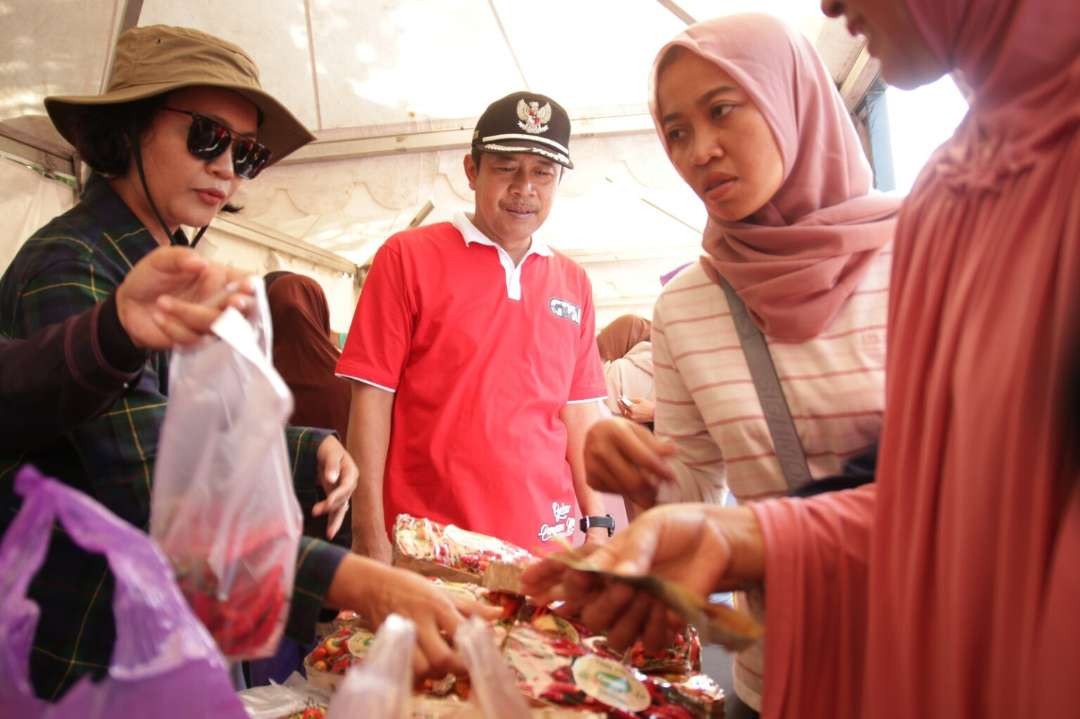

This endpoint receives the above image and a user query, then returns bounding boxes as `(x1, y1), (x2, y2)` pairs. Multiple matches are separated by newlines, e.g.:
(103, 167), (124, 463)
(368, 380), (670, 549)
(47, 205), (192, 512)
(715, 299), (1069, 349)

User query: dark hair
(70, 95), (167, 176)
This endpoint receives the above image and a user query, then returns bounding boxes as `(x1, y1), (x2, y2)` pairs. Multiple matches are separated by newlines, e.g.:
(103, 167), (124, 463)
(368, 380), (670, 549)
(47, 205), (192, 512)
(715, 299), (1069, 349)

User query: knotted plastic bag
(151, 280), (302, 660)
(0, 467), (245, 717)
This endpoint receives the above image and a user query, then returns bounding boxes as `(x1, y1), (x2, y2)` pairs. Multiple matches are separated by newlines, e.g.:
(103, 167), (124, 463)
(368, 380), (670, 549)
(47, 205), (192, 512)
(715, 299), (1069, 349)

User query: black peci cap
(471, 92), (573, 169)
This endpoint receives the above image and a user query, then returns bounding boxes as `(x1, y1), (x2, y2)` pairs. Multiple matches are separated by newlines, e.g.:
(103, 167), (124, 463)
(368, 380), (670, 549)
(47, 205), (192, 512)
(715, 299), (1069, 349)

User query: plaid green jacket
(0, 175), (346, 699)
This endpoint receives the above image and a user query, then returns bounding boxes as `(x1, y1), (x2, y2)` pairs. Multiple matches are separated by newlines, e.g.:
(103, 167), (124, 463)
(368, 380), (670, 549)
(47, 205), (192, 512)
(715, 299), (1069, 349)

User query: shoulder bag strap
(700, 259), (812, 490)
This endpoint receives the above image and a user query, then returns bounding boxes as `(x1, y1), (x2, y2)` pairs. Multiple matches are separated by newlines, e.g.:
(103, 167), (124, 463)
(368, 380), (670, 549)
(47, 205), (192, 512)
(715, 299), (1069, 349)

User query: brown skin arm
(561, 400), (611, 546)
(346, 383), (395, 562)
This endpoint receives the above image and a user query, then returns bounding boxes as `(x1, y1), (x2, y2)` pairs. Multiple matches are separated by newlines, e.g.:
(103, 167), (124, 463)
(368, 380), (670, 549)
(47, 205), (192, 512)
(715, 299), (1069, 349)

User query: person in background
(267, 271), (353, 543)
(337, 92), (614, 560)
(524, 0), (1079, 716)
(268, 274), (351, 461)
(0, 25), (487, 699)
(0, 246), (251, 452)
(264, 269), (294, 292)
(596, 315), (651, 365)
(597, 314), (655, 424)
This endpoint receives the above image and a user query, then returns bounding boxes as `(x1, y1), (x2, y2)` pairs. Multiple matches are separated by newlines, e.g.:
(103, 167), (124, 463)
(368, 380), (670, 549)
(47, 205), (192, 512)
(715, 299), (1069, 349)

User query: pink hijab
(649, 14), (899, 341)
(752, 1), (1080, 717)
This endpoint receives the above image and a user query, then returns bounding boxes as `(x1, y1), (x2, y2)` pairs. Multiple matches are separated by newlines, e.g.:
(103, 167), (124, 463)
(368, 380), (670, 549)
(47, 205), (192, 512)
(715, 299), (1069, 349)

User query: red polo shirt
(336, 215), (607, 552)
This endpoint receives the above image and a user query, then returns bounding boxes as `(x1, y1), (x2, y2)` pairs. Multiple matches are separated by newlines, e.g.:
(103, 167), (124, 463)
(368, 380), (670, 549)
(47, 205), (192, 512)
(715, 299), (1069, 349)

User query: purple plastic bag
(0, 466), (246, 717)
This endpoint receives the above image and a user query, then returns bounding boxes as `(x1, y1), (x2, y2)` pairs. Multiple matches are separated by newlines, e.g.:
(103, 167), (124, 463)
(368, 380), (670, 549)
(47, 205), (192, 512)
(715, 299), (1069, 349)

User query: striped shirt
(652, 250), (890, 709)
(602, 340), (655, 415)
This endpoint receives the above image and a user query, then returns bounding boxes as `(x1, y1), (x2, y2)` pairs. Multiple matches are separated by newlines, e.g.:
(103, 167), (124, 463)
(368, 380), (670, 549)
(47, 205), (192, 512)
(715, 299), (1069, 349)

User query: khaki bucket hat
(45, 25), (314, 167)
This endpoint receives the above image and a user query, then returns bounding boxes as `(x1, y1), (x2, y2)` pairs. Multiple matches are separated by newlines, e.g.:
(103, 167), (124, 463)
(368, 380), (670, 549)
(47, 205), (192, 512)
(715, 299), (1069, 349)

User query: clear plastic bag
(151, 280), (302, 660)
(238, 672), (329, 719)
(455, 617), (532, 718)
(327, 614), (416, 719)
(0, 467), (245, 717)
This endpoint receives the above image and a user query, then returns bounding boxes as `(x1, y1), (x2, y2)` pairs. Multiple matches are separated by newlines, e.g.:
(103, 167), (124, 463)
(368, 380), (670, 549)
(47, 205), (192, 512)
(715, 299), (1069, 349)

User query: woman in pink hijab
(524, 0), (1079, 716)
(579, 13), (898, 713)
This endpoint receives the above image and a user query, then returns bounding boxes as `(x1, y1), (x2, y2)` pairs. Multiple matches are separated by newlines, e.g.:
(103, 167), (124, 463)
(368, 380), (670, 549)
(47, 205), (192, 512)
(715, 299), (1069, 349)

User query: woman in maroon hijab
(268, 273), (351, 442)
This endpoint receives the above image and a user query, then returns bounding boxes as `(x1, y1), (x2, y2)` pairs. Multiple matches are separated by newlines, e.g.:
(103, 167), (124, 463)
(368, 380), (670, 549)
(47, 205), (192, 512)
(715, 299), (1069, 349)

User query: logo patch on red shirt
(548, 298), (581, 324)
(538, 501), (576, 542)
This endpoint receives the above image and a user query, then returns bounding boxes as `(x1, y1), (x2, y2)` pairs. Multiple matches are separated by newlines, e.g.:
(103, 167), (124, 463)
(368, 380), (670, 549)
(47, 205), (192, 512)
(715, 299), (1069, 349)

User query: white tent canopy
(1, 0), (873, 330)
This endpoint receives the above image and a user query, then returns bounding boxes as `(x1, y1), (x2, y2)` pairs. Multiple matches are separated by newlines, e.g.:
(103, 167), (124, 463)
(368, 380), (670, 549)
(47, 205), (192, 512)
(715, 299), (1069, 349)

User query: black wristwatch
(579, 514), (615, 537)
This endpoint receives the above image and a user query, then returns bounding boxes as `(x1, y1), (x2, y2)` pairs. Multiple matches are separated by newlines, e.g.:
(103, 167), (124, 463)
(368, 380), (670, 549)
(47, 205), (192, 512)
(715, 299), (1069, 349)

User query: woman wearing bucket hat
(0, 25), (488, 698)
(43, 25), (313, 247)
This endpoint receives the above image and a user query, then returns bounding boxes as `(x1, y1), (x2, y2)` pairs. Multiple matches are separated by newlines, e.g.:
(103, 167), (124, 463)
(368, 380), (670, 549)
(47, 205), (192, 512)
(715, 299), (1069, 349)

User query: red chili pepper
(549, 637), (586, 657)
(183, 562), (287, 657)
(215, 565), (286, 655)
(550, 666), (573, 683)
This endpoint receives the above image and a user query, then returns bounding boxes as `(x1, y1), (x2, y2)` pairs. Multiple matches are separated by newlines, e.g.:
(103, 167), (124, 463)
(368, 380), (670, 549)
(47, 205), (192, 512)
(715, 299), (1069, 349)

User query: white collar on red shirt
(453, 211), (552, 301)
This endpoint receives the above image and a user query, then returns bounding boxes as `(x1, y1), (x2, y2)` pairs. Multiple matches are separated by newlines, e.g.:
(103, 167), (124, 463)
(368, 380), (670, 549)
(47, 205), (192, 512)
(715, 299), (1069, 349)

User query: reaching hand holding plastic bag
(151, 279), (302, 660)
(0, 467), (245, 717)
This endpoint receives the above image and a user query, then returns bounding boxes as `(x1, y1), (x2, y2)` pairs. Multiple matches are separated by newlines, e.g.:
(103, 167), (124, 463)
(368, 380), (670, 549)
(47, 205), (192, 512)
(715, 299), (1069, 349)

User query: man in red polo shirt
(337, 92), (613, 560)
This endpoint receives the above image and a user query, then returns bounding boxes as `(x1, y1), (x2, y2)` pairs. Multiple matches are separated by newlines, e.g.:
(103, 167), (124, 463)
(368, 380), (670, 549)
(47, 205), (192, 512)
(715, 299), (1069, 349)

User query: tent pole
(655, 0), (696, 25)
(100, 0), (144, 93)
(0, 125), (75, 178)
(487, 0), (530, 89)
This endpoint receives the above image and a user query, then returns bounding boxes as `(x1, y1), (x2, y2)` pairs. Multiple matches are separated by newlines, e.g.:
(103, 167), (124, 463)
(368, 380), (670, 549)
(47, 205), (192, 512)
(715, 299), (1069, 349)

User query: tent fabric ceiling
(2, 0), (862, 150)
(1, 1), (867, 324)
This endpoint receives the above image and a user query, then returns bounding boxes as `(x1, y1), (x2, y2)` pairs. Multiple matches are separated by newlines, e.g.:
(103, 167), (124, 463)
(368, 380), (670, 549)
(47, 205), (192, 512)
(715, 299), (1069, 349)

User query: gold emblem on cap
(516, 98), (552, 135)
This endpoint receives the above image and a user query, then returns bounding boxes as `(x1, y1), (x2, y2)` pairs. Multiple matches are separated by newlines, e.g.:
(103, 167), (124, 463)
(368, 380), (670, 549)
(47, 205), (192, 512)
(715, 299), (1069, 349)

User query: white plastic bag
(151, 279), (302, 661)
(237, 672), (329, 719)
(327, 614), (416, 719)
(455, 617), (532, 718)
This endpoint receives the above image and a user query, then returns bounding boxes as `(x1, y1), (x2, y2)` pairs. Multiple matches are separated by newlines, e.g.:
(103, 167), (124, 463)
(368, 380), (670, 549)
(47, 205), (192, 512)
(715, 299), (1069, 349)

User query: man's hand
(314, 436), (360, 539)
(115, 246), (252, 349)
(326, 554), (501, 677)
(584, 418), (676, 508)
(521, 503), (764, 652)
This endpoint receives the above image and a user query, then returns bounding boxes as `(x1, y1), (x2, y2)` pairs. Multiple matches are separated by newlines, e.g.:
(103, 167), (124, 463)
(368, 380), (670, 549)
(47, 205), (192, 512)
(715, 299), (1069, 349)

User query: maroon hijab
(267, 274), (350, 440)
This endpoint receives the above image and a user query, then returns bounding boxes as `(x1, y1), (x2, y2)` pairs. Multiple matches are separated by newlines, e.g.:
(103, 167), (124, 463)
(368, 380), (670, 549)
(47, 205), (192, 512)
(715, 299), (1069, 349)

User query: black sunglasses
(162, 107), (272, 179)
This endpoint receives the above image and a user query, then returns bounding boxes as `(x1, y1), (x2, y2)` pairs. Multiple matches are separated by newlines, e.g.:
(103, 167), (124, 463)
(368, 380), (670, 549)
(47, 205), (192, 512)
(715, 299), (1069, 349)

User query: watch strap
(579, 514), (615, 536)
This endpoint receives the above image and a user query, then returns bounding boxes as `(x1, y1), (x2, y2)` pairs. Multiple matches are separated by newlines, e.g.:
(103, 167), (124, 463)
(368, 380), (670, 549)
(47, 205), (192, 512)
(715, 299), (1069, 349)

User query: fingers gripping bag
(151, 280), (302, 660)
(0, 467), (245, 717)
